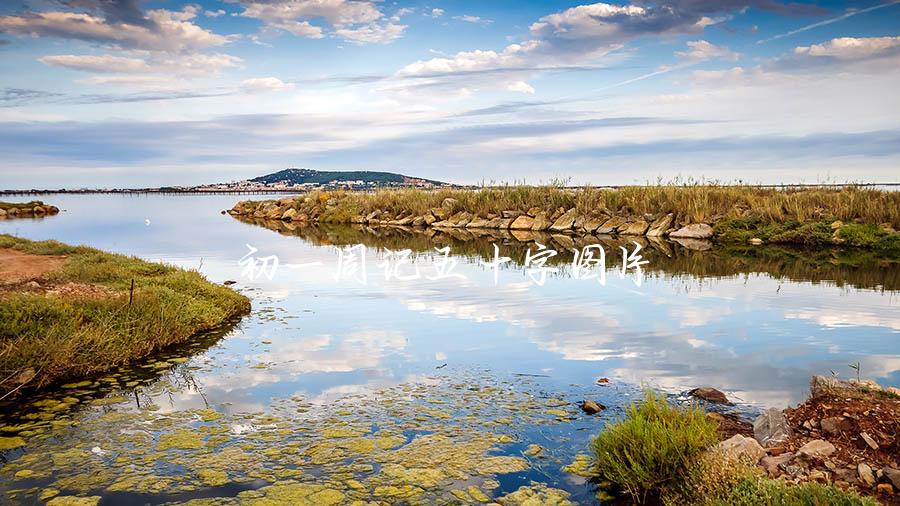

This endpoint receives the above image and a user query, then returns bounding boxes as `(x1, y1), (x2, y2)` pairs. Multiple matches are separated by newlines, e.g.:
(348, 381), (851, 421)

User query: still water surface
(0, 194), (897, 505)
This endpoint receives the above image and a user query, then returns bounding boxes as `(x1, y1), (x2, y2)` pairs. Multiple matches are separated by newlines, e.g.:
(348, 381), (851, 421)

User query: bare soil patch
(0, 248), (66, 284)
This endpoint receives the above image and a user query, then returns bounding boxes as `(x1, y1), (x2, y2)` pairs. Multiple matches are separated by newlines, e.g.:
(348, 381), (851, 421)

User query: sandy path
(0, 248), (66, 283)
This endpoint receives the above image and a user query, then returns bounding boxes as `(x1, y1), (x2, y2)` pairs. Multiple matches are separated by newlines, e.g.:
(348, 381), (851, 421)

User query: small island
(0, 201), (59, 220)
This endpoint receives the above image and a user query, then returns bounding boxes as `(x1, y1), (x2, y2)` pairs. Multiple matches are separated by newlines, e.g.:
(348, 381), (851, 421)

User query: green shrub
(836, 224), (887, 247)
(769, 221), (833, 246)
(590, 390), (718, 503)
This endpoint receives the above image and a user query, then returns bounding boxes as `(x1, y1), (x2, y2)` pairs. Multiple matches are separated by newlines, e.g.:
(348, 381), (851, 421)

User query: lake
(1, 194), (898, 505)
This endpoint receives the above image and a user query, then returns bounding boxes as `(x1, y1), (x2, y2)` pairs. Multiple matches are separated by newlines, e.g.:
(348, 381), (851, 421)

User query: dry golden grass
(307, 186), (900, 228)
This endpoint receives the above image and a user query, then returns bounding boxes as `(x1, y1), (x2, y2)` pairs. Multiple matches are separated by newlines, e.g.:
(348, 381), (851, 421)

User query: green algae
(46, 496), (101, 506)
(0, 436), (26, 449)
(0, 372), (596, 504)
(562, 454), (596, 478)
(157, 429), (204, 451)
(496, 483), (575, 505)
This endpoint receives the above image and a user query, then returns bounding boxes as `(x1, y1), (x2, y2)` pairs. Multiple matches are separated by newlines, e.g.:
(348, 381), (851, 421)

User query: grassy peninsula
(228, 186), (900, 253)
(0, 201), (59, 219)
(0, 235), (250, 397)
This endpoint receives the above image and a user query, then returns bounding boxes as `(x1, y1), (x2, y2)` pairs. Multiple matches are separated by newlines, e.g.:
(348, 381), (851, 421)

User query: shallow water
(0, 194), (898, 505)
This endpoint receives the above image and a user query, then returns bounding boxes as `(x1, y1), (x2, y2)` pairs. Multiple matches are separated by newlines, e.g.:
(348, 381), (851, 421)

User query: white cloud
(431, 8), (444, 18)
(240, 77), (296, 93)
(0, 6), (231, 52)
(237, 0), (405, 43)
(676, 40), (739, 62)
(794, 36), (900, 59)
(39, 52), (243, 77)
(335, 22), (406, 44)
(205, 9), (227, 17)
(453, 15), (492, 25)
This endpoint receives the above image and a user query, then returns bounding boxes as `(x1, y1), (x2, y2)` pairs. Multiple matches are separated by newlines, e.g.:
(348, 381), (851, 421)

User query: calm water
(1, 194), (898, 505)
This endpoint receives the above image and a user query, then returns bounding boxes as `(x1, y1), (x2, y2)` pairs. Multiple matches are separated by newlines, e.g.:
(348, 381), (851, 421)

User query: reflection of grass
(239, 218), (900, 291)
(0, 235), (250, 396)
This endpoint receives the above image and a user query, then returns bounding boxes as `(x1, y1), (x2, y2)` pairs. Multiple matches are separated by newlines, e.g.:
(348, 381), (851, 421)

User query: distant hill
(249, 168), (445, 186)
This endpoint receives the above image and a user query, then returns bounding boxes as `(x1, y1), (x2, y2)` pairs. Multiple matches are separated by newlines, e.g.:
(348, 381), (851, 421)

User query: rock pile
(0, 202), (59, 219)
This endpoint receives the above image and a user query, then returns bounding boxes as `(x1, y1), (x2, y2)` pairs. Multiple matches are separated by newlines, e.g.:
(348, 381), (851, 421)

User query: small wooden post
(129, 278), (134, 306)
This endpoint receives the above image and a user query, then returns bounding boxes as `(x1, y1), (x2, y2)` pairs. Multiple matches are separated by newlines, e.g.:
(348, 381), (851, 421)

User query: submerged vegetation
(230, 185), (900, 254)
(0, 234), (249, 397)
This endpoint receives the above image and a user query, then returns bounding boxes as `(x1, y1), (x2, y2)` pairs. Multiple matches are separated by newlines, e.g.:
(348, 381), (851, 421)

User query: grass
(299, 185), (900, 229)
(0, 234), (250, 397)
(666, 450), (878, 506)
(589, 390), (719, 503)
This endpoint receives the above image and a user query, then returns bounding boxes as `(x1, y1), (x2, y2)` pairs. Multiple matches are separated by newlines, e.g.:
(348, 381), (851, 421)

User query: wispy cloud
(757, 1), (900, 44)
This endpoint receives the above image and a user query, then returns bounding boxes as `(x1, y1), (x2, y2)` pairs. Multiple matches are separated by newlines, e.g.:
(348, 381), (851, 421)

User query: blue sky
(1, 0), (899, 187)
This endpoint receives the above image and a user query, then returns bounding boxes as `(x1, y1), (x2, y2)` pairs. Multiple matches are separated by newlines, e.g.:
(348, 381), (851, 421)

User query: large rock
(441, 198), (459, 211)
(717, 434), (766, 464)
(753, 408), (793, 448)
(549, 209), (578, 232)
(596, 216), (627, 234)
(281, 208), (299, 221)
(431, 207), (449, 220)
(531, 212), (553, 231)
(448, 211), (472, 227)
(582, 216), (606, 233)
(646, 213), (674, 237)
(467, 218), (489, 228)
(797, 439), (836, 460)
(581, 400), (605, 415)
(510, 215), (536, 230)
(669, 223), (714, 239)
(619, 220), (649, 236)
(689, 387), (729, 404)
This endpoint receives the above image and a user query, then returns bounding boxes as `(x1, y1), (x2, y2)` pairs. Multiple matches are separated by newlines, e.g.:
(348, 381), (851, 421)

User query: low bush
(590, 390), (718, 503)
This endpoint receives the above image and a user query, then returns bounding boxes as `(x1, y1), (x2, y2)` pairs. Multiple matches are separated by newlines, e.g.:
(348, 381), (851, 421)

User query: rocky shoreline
(0, 201), (59, 220)
(710, 376), (900, 503)
(227, 192), (900, 252)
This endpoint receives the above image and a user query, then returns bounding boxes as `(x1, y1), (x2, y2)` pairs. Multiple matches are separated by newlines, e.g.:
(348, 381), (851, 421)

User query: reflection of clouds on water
(256, 330), (408, 374)
(785, 309), (900, 331)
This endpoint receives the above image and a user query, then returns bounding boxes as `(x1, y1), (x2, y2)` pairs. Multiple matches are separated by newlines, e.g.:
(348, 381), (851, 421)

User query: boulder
(531, 212), (552, 231)
(281, 208), (299, 221)
(441, 198), (459, 211)
(448, 211), (472, 227)
(717, 434), (766, 464)
(619, 220), (649, 236)
(646, 213), (673, 237)
(689, 387), (729, 404)
(749, 238), (763, 245)
(581, 400), (605, 415)
(467, 218), (489, 229)
(510, 215), (535, 230)
(496, 218), (514, 229)
(669, 223), (713, 239)
(596, 216), (627, 234)
(365, 210), (380, 222)
(431, 207), (449, 220)
(526, 206), (543, 217)
(424, 214), (437, 225)
(583, 217), (606, 233)
(797, 439), (836, 460)
(501, 210), (521, 219)
(549, 209), (578, 232)
(753, 408), (793, 448)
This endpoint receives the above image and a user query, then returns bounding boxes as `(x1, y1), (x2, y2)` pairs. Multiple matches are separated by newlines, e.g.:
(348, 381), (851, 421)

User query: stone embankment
(228, 196), (711, 243)
(0, 201), (59, 219)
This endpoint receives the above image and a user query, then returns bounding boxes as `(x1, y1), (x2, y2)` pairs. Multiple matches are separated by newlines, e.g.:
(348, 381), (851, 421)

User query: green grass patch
(0, 234), (250, 396)
(590, 390), (718, 503)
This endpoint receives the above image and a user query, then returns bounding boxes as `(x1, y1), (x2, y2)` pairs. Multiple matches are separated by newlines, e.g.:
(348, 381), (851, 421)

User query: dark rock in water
(689, 387), (729, 404)
(223, 280), (237, 286)
(220, 210), (227, 215)
(581, 400), (605, 415)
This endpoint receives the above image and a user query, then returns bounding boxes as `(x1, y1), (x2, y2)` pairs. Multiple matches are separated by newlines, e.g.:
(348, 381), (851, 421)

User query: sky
(0, 0), (899, 188)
